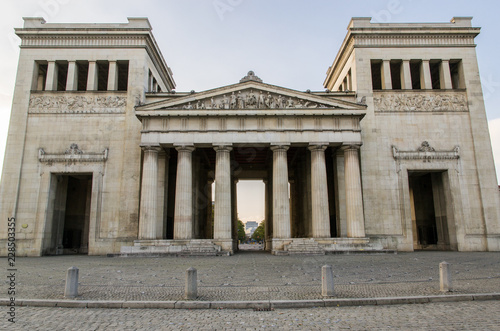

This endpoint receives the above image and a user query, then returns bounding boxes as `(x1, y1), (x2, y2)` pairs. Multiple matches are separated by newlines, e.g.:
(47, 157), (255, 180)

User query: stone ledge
(3, 293), (497, 309)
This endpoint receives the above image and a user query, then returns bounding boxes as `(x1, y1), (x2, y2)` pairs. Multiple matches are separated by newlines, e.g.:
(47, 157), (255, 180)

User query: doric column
(173, 145), (195, 239)
(87, 61), (98, 91)
(421, 60), (433, 89)
(333, 150), (347, 237)
(401, 60), (412, 90)
(343, 145), (366, 238)
(440, 60), (453, 89)
(205, 180), (214, 239)
(66, 61), (78, 91)
(45, 61), (58, 91)
(381, 60), (392, 90)
(213, 145), (233, 240)
(138, 145), (161, 240)
(271, 145), (291, 239)
(309, 144), (331, 238)
(107, 61), (118, 91)
(232, 178), (238, 240)
(156, 150), (169, 239)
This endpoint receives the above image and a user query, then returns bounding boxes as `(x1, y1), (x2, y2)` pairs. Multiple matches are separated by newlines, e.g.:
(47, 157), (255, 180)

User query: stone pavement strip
(3, 301), (500, 330)
(2, 251), (499, 302)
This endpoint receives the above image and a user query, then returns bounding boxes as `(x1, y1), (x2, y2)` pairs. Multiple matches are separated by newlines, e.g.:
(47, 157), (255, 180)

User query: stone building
(0, 17), (499, 256)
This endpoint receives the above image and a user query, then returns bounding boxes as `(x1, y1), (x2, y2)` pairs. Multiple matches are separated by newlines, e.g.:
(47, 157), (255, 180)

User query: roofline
(15, 17), (176, 91)
(324, 17), (481, 89)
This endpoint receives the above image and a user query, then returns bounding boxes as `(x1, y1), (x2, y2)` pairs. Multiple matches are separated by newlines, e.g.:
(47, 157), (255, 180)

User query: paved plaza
(5, 251), (500, 301)
(2, 251), (500, 330)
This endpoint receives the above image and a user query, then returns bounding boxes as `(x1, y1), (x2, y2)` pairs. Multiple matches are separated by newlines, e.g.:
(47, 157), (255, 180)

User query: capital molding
(174, 145), (195, 153)
(308, 144), (329, 152)
(270, 144), (290, 152)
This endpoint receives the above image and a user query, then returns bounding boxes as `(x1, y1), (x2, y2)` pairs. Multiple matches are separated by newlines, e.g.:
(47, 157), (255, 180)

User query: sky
(0, 0), (499, 224)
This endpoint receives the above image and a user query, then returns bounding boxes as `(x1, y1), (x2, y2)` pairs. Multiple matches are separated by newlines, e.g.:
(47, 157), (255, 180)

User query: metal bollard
(440, 261), (452, 292)
(185, 267), (197, 300)
(322, 265), (335, 297)
(64, 266), (79, 299)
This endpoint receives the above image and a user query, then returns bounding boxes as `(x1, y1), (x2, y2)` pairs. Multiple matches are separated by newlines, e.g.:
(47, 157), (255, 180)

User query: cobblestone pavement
(3, 301), (500, 330)
(3, 251), (499, 301)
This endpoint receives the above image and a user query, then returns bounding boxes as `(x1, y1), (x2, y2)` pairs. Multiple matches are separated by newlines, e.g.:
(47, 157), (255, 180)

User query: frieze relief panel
(29, 93), (127, 114)
(374, 91), (468, 112)
(165, 89), (333, 110)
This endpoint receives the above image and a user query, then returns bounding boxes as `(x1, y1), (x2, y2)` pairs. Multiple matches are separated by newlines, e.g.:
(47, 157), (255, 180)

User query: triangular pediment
(137, 80), (364, 112)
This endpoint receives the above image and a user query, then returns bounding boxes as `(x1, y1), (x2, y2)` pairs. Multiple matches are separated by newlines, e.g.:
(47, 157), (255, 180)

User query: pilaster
(381, 60), (392, 90)
(401, 60), (412, 90)
(66, 61), (78, 91)
(45, 61), (57, 91)
(421, 60), (432, 89)
(440, 60), (453, 89)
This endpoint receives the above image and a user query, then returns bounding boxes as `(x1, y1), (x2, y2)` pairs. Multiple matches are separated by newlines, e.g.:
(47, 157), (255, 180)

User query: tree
(237, 220), (247, 243)
(251, 221), (265, 242)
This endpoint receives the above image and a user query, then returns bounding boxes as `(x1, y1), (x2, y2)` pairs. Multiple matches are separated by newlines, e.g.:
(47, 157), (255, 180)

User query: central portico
(122, 72), (374, 255)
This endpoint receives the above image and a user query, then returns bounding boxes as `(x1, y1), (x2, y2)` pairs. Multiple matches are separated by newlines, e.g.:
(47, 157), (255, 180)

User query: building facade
(0, 17), (499, 256)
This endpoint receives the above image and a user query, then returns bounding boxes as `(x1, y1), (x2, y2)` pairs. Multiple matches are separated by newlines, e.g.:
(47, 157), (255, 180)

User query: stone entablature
(137, 77), (366, 146)
(28, 92), (127, 114)
(38, 143), (109, 164)
(392, 141), (460, 163)
(373, 91), (468, 113)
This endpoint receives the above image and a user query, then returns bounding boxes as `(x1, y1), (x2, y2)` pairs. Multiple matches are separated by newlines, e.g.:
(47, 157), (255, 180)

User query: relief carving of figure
(222, 94), (229, 109)
(246, 90), (257, 107)
(237, 91), (245, 109)
(183, 102), (194, 110)
(258, 91), (265, 109)
(230, 92), (237, 109)
(277, 95), (284, 108)
(210, 97), (216, 109)
(286, 97), (294, 108)
(265, 92), (273, 108)
(196, 99), (205, 109)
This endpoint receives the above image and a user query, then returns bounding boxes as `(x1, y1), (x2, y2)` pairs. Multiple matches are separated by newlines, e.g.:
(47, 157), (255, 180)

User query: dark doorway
(46, 174), (92, 255)
(409, 171), (456, 250)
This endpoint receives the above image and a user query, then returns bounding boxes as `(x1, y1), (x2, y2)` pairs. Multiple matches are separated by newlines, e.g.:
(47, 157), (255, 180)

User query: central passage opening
(237, 180), (265, 251)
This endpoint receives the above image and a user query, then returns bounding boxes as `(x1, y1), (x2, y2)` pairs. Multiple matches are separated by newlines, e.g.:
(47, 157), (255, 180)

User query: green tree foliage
(237, 220), (247, 242)
(251, 221), (265, 242)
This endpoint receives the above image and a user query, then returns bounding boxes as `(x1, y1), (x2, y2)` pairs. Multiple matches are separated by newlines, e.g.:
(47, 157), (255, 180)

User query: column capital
(341, 144), (362, 151)
(308, 144), (328, 152)
(213, 145), (233, 152)
(175, 145), (195, 153)
(140, 144), (162, 153)
(270, 144), (290, 152)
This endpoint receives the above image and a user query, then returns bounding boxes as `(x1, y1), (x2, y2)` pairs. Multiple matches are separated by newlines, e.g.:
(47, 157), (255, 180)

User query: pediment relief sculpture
(169, 89), (333, 110)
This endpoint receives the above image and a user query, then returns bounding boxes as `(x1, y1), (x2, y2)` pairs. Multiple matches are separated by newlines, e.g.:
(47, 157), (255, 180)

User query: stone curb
(0, 293), (498, 309)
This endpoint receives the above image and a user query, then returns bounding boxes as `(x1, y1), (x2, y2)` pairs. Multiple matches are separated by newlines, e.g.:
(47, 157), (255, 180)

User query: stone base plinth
(213, 239), (236, 254)
(118, 239), (230, 256)
(272, 237), (392, 255)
